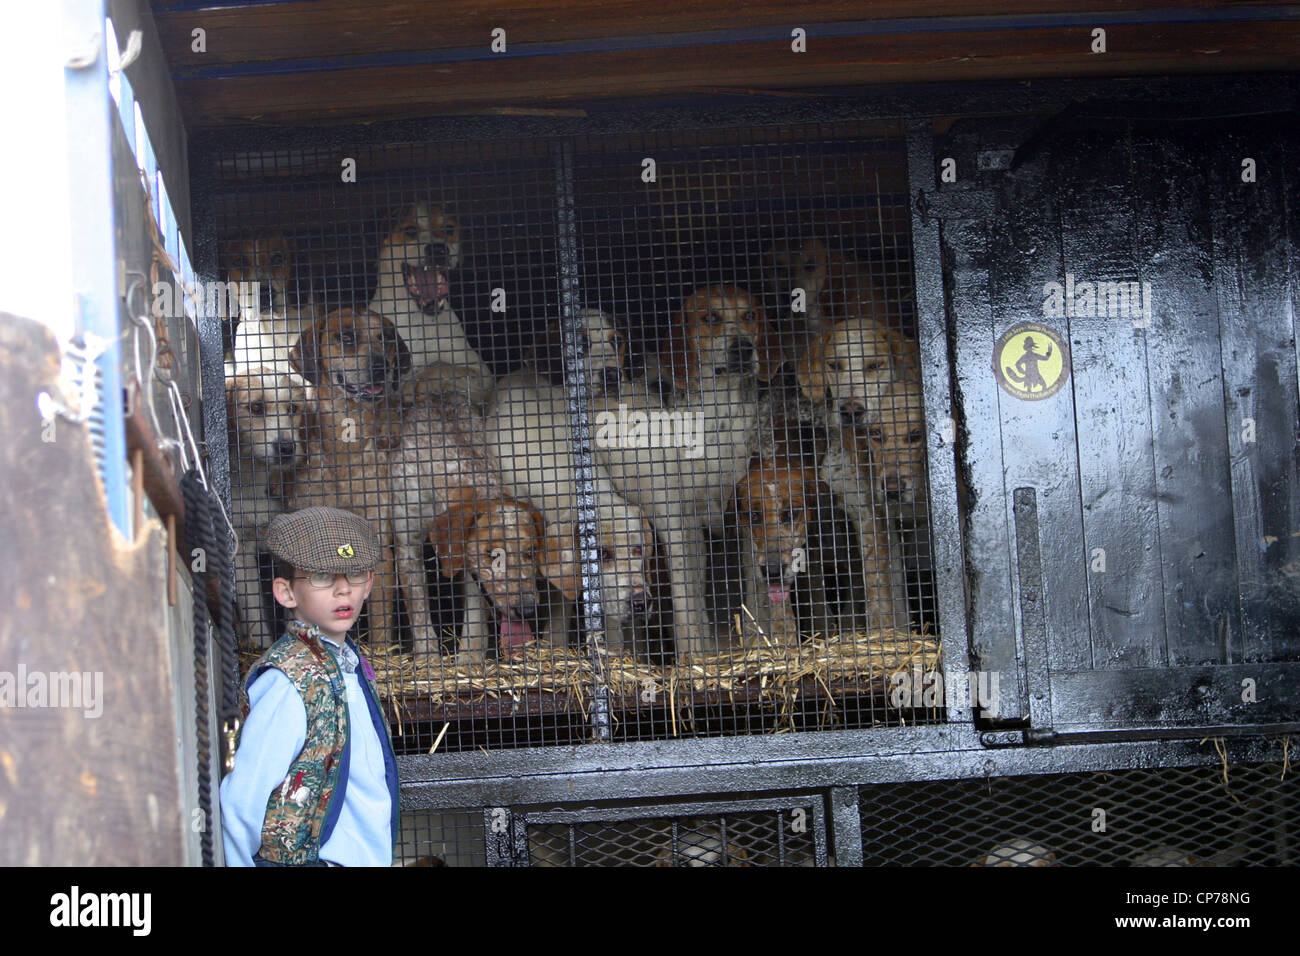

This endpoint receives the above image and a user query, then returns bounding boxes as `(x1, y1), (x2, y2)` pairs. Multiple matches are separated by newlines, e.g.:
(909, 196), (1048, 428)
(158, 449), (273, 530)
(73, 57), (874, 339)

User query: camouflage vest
(236, 620), (396, 865)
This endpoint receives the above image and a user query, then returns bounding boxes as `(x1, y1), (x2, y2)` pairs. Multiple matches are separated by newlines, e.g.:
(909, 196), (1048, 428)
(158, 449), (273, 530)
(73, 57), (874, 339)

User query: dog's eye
(631, 545), (643, 557)
(287, 403), (299, 415)
(249, 401), (265, 416)
(865, 361), (886, 373)
(747, 509), (763, 525)
(337, 330), (357, 347)
(599, 547), (614, 563)
(403, 226), (419, 239)
(268, 253), (284, 267)
(804, 263), (818, 273)
(908, 428), (924, 444)
(868, 426), (884, 442)
(826, 360), (843, 374)
(231, 256), (249, 270)
(742, 310), (755, 323)
(780, 507), (796, 525)
(706, 311), (723, 325)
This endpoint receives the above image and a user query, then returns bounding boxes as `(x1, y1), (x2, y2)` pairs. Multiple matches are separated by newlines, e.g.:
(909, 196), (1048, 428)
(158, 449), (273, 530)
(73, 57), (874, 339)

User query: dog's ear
(539, 523), (581, 601)
(752, 310), (786, 383)
(380, 313), (412, 381)
(288, 317), (325, 386)
(429, 494), (486, 578)
(659, 311), (696, 389)
(794, 329), (831, 400)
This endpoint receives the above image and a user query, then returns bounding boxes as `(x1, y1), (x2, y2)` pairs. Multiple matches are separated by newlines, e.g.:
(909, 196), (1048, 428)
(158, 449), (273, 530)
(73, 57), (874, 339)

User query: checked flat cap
(267, 507), (380, 574)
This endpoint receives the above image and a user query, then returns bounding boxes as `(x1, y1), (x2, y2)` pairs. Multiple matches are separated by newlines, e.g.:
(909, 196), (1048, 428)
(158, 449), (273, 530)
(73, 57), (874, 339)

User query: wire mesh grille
(523, 800), (824, 867)
(393, 808), (484, 867)
(860, 760), (1296, 866)
(209, 120), (941, 755)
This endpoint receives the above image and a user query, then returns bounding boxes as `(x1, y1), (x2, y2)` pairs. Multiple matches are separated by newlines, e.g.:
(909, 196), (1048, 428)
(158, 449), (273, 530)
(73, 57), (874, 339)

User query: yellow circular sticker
(337, 543), (355, 558)
(992, 322), (1070, 401)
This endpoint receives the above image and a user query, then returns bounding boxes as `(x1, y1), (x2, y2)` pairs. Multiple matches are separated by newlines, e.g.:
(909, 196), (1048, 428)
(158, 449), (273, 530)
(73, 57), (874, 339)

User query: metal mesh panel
(859, 760), (1296, 866)
(209, 119), (941, 755)
(521, 797), (825, 866)
(393, 807), (484, 867)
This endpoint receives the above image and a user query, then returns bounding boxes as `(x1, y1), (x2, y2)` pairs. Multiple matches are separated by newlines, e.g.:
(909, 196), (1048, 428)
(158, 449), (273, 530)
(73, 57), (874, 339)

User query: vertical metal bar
(63, 0), (129, 535)
(554, 139), (612, 742)
(905, 118), (976, 725)
(829, 786), (863, 866)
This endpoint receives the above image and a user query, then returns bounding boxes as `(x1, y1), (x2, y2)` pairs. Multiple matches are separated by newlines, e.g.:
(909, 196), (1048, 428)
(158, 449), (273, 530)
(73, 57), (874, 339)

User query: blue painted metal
(64, 0), (128, 536)
(171, 7), (1300, 79)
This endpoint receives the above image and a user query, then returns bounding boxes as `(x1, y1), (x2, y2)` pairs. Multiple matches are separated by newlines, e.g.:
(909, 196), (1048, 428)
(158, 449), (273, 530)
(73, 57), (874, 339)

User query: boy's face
(272, 570), (374, 642)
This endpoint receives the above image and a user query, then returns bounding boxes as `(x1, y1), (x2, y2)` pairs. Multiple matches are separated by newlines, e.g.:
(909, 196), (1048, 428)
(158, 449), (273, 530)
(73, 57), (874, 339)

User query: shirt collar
(289, 619), (359, 674)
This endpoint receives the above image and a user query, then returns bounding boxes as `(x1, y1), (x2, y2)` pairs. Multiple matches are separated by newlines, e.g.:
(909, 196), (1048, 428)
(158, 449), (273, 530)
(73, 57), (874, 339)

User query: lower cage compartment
(393, 755), (1295, 866)
(861, 760), (1296, 867)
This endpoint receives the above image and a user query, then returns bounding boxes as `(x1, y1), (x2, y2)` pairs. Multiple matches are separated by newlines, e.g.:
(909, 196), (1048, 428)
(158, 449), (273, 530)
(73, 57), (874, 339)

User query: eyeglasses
(294, 571), (373, 589)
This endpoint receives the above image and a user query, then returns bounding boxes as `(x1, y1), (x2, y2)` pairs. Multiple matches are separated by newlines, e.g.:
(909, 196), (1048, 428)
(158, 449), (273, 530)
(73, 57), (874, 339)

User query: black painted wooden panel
(940, 112), (1299, 735)
(1055, 130), (1165, 670)
(1212, 126), (1300, 666)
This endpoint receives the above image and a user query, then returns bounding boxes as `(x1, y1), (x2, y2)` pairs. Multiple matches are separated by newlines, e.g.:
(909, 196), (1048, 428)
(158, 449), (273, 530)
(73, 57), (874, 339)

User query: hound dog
(729, 459), (834, 646)
(368, 201), (494, 393)
(286, 307), (411, 647)
(427, 490), (575, 663)
(485, 315), (654, 655)
(499, 307), (629, 397)
(764, 237), (833, 350)
(795, 314), (911, 630)
(225, 367), (310, 648)
(591, 286), (782, 658)
(223, 234), (315, 380)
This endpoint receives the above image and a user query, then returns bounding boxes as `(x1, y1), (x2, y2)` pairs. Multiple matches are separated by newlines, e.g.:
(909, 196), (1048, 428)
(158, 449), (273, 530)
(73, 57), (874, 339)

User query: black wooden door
(933, 109), (1300, 737)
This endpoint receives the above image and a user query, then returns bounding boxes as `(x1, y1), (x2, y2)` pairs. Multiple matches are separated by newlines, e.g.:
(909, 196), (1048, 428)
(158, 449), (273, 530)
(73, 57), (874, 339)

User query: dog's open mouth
(403, 262), (449, 312)
(338, 376), (387, 400)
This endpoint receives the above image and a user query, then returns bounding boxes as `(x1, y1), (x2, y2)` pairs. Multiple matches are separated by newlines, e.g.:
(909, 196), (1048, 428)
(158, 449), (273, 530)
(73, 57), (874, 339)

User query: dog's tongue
(499, 617), (534, 653)
(404, 264), (449, 309)
(768, 583), (791, 604)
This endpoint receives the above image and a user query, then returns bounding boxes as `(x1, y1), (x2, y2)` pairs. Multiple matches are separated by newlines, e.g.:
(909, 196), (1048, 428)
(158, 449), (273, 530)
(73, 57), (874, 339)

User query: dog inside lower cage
(215, 122), (944, 764)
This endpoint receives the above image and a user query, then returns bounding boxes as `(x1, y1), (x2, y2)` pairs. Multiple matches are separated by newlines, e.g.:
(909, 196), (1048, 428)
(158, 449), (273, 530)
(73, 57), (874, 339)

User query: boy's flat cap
(267, 507), (380, 574)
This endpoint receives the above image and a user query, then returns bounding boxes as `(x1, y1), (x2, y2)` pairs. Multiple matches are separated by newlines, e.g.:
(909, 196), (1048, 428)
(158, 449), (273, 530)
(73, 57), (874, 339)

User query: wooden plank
(153, 1), (1297, 67)
(940, 191), (1027, 717)
(0, 312), (182, 865)
(1056, 131), (1164, 668)
(1132, 132), (1240, 668)
(986, 143), (1091, 680)
(1212, 126), (1300, 664)
(171, 23), (1300, 127)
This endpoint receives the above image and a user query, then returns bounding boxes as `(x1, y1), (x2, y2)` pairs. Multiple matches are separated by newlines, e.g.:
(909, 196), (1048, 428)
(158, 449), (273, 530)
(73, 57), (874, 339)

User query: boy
(220, 506), (399, 866)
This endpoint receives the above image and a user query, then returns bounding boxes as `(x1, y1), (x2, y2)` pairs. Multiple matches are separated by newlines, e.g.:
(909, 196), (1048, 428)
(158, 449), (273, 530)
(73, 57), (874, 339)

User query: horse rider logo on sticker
(992, 322), (1070, 401)
(337, 543), (355, 558)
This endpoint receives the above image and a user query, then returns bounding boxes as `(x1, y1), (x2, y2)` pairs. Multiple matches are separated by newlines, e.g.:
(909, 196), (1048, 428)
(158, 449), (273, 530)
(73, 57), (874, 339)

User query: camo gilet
(236, 620), (386, 865)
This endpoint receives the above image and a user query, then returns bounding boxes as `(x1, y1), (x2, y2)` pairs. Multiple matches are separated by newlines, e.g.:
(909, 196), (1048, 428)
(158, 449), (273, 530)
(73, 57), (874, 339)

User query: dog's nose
(273, 437), (297, 461)
(839, 400), (866, 425)
(760, 559), (785, 581)
(514, 597), (539, 622)
(424, 242), (451, 269)
(370, 354), (389, 381)
(883, 475), (903, 497)
(601, 367), (622, 395)
(259, 284), (275, 312)
(726, 338), (755, 373)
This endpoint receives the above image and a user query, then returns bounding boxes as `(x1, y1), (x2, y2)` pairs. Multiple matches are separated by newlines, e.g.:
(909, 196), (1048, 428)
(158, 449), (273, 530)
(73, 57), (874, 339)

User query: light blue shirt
(220, 634), (393, 867)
